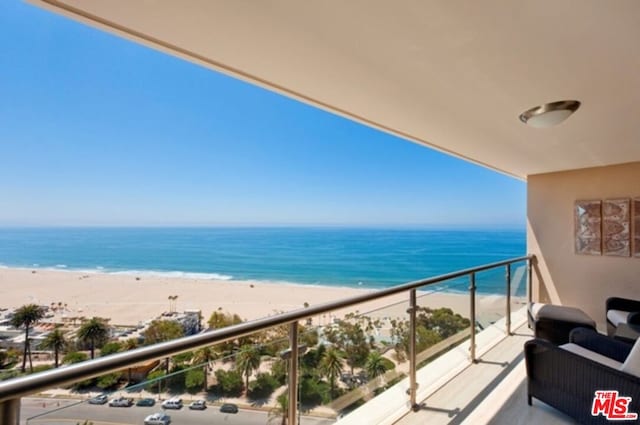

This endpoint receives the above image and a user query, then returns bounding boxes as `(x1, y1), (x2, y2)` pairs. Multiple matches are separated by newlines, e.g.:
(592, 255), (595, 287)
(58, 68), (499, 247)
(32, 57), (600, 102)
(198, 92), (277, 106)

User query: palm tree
(192, 346), (216, 392)
(365, 351), (387, 380)
(235, 344), (261, 392)
(40, 328), (67, 368)
(268, 393), (288, 425)
(77, 317), (109, 359)
(320, 347), (343, 398)
(11, 304), (45, 372)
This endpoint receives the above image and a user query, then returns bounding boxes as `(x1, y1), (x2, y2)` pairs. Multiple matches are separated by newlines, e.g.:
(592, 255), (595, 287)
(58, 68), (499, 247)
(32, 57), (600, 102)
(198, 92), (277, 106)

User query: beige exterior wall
(527, 161), (640, 329)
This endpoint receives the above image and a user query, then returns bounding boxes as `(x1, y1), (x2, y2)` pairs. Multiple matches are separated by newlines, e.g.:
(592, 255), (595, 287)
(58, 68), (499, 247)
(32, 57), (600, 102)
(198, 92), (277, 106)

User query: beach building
(1, 2), (640, 424)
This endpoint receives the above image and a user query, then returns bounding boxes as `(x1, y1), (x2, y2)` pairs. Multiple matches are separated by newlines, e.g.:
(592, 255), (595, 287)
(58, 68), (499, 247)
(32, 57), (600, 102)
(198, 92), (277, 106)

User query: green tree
(208, 311), (244, 353)
(96, 373), (120, 390)
(146, 369), (166, 393)
(416, 307), (471, 339)
(77, 317), (110, 359)
(100, 341), (122, 356)
(248, 372), (278, 399)
(337, 321), (370, 374)
(268, 393), (288, 425)
(185, 368), (205, 393)
(207, 311), (243, 329)
(123, 338), (138, 350)
(213, 369), (244, 396)
(319, 347), (343, 398)
(235, 344), (261, 392)
(40, 328), (67, 368)
(300, 344), (325, 377)
(63, 351), (89, 364)
(271, 358), (288, 385)
(142, 319), (184, 345)
(11, 304), (45, 372)
(365, 351), (387, 379)
(192, 346), (216, 392)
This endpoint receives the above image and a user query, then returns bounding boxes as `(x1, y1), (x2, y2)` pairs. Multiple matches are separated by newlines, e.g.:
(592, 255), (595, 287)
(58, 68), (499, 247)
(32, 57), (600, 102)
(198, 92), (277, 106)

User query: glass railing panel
(413, 279), (472, 371)
(473, 267), (508, 336)
(509, 262), (529, 320)
(311, 298), (411, 422)
(22, 324), (332, 425)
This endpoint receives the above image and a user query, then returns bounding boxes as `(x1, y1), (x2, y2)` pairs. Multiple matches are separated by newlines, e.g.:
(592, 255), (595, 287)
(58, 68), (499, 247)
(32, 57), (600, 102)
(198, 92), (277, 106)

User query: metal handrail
(0, 255), (533, 405)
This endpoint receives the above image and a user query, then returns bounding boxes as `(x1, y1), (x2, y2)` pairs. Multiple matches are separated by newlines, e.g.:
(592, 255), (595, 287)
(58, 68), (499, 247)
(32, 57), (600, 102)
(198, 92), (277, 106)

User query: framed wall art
(602, 198), (630, 257)
(574, 200), (602, 255)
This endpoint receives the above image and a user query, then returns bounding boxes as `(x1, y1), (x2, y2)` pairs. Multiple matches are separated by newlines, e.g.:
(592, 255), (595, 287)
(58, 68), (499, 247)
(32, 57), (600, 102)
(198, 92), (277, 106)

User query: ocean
(0, 227), (526, 295)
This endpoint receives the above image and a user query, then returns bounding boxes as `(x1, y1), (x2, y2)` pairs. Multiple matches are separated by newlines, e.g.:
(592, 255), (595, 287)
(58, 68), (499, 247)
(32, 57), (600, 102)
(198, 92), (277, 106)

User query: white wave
(108, 269), (234, 281)
(54, 264), (67, 268)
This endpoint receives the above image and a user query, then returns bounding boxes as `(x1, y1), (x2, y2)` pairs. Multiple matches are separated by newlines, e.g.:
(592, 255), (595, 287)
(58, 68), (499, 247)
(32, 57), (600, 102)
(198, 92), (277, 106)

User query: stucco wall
(527, 161), (640, 329)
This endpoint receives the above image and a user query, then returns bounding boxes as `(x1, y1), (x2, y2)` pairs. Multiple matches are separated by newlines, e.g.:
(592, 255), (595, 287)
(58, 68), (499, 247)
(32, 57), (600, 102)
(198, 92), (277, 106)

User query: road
(21, 398), (336, 425)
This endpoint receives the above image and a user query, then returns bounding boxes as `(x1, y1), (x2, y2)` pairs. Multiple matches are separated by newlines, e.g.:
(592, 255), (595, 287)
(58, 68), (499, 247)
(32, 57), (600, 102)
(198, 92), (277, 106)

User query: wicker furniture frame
(525, 328), (638, 425)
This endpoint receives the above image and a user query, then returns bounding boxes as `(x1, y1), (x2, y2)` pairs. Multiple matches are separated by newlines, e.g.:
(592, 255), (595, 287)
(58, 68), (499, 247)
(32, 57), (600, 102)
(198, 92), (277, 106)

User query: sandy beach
(0, 267), (519, 326)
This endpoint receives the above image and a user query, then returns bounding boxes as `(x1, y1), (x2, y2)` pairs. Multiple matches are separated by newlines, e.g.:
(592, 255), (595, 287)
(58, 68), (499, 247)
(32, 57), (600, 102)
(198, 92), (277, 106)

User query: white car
(109, 396), (133, 407)
(144, 412), (171, 425)
(161, 398), (182, 409)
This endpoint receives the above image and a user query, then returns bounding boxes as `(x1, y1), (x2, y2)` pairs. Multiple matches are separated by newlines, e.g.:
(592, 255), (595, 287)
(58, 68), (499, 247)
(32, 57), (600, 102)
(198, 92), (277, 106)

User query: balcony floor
(395, 323), (577, 425)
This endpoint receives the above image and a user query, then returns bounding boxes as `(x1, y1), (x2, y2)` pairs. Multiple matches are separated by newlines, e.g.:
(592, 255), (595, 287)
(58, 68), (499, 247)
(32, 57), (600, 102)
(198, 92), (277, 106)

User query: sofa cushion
(620, 338), (640, 377)
(560, 343), (623, 369)
(530, 303), (596, 327)
(607, 309), (632, 327)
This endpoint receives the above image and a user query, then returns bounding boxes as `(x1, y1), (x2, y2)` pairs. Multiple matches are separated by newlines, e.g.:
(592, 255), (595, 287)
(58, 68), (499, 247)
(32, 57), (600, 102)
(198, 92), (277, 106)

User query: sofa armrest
(607, 297), (640, 314)
(569, 327), (632, 362)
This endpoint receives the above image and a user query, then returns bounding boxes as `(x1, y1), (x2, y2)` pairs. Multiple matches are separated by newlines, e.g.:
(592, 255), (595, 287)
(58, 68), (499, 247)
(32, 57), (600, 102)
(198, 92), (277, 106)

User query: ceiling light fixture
(519, 100), (581, 128)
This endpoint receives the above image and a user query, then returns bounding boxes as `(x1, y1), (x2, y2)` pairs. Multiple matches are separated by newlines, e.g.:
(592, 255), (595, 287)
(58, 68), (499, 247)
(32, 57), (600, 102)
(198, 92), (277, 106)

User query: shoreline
(0, 267), (522, 326)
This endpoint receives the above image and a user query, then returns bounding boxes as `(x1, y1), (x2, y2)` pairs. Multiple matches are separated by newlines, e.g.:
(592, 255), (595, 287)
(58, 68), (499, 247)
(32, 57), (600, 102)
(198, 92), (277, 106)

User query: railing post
(288, 322), (298, 425)
(0, 398), (20, 425)
(469, 272), (477, 363)
(505, 264), (511, 335)
(408, 289), (418, 411)
(527, 257), (533, 304)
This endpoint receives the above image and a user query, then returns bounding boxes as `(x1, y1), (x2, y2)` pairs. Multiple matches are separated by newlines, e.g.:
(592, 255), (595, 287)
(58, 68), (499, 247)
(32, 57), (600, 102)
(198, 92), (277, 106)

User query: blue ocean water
(0, 227), (526, 294)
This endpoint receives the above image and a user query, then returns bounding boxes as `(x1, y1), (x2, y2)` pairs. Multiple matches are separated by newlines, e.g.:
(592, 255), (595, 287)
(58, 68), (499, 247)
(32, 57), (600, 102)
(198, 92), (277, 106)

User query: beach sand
(0, 267), (521, 326)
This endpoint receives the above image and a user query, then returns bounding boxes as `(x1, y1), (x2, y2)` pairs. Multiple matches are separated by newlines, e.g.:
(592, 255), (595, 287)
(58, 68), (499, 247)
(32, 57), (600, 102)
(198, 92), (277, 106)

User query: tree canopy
(142, 319), (184, 345)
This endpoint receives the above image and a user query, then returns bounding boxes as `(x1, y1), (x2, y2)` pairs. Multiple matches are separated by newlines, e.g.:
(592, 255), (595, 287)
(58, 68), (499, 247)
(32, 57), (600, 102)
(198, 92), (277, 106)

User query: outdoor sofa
(525, 327), (640, 425)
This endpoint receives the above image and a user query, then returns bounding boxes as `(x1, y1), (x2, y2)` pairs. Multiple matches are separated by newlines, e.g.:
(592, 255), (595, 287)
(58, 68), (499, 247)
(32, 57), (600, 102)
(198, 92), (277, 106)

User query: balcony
(0, 256), (573, 425)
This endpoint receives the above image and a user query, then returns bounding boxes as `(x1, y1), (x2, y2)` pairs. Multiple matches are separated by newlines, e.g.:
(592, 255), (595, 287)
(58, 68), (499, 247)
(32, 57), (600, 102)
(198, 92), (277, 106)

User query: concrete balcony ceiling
(30, 0), (640, 179)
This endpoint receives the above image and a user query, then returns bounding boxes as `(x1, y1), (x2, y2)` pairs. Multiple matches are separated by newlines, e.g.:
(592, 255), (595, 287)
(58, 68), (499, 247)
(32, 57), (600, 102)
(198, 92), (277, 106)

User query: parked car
(220, 403), (238, 414)
(136, 398), (156, 407)
(88, 394), (108, 405)
(161, 398), (183, 409)
(188, 400), (206, 410)
(108, 397), (133, 407)
(144, 412), (171, 425)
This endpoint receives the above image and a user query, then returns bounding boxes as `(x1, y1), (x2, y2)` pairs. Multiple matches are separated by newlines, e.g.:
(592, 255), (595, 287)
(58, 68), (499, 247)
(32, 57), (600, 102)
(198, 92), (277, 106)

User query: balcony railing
(0, 255), (533, 425)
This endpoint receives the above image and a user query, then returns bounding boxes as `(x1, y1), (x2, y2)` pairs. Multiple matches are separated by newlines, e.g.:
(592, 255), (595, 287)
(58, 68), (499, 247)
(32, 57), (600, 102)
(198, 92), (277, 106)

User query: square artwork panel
(603, 198), (630, 257)
(634, 198), (640, 257)
(575, 200), (601, 255)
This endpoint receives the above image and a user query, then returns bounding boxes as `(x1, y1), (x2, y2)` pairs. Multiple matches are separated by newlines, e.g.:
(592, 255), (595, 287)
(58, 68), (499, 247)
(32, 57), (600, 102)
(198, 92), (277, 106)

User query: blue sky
(0, 1), (525, 228)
